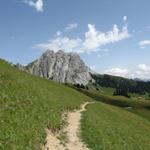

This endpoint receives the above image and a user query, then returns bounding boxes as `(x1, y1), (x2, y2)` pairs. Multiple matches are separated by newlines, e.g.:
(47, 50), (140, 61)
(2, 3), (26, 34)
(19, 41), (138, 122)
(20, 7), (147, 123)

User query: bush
(96, 87), (99, 91)
(86, 86), (89, 90)
(74, 84), (85, 89)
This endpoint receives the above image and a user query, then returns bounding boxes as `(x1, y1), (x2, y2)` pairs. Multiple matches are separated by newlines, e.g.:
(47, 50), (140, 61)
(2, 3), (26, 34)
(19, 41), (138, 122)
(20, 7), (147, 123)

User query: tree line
(91, 74), (150, 95)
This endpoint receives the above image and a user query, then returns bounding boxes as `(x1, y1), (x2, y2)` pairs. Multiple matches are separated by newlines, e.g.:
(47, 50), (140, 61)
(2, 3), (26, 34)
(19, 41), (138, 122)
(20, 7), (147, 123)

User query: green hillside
(1, 59), (150, 150)
(77, 88), (150, 150)
(0, 59), (90, 149)
(91, 73), (150, 95)
(81, 102), (150, 150)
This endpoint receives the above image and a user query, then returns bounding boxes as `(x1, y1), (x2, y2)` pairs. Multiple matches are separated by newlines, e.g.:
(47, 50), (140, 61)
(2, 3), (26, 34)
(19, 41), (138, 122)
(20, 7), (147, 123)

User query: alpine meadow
(0, 0), (150, 150)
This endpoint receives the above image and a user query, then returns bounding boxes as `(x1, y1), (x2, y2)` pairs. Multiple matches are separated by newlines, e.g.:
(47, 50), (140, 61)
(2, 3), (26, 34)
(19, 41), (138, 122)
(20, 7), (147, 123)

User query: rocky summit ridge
(23, 50), (93, 85)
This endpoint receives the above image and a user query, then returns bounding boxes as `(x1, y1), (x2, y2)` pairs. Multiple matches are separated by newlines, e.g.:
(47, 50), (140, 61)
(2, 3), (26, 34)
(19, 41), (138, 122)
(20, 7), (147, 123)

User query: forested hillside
(92, 74), (150, 95)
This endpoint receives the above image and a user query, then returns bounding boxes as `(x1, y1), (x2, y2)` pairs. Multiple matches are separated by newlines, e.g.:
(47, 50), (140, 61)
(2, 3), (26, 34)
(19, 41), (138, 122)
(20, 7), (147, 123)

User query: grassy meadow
(1, 59), (150, 150)
(77, 88), (150, 150)
(0, 59), (91, 149)
(81, 102), (150, 150)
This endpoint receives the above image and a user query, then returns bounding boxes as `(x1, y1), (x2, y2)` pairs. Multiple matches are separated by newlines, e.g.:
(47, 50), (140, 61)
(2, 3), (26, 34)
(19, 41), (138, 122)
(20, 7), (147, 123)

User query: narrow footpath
(43, 102), (93, 150)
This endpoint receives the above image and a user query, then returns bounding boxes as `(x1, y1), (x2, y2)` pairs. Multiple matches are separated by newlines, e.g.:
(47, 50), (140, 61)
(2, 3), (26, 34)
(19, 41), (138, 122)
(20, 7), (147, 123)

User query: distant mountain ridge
(23, 50), (93, 85)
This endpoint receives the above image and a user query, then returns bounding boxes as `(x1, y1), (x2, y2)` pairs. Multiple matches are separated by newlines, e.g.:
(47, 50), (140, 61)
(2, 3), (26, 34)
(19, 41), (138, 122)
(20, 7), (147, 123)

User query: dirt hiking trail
(43, 102), (93, 150)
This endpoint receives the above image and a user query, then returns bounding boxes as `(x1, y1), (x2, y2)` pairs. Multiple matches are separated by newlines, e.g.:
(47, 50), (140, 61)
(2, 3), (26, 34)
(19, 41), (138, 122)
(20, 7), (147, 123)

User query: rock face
(15, 63), (25, 71)
(25, 50), (93, 85)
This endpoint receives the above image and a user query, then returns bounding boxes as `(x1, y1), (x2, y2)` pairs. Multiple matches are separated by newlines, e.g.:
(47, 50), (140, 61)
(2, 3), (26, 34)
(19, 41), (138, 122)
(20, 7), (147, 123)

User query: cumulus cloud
(103, 64), (150, 79)
(139, 40), (150, 48)
(24, 0), (44, 12)
(136, 64), (150, 77)
(35, 17), (130, 53)
(36, 36), (82, 53)
(65, 23), (78, 31)
(104, 68), (130, 77)
(82, 23), (130, 51)
(123, 16), (127, 21)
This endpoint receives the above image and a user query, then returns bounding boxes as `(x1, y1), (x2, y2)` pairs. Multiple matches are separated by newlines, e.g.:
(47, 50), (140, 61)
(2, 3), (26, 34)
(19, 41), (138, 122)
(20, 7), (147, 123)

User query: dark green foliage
(113, 86), (130, 98)
(86, 86), (89, 90)
(96, 87), (99, 91)
(74, 84), (85, 89)
(91, 74), (150, 95)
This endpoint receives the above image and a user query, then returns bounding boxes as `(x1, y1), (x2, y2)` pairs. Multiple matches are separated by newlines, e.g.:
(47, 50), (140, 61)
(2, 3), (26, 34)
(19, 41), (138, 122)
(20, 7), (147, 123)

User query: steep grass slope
(81, 102), (150, 150)
(0, 59), (90, 149)
(79, 89), (150, 150)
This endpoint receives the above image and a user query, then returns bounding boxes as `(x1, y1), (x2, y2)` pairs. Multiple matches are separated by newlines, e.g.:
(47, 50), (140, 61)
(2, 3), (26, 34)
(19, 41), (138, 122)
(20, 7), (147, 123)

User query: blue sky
(1, 0), (150, 79)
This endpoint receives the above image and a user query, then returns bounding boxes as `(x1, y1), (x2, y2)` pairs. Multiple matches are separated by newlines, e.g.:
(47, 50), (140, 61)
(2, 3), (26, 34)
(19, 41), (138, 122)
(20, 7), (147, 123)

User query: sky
(1, 0), (150, 79)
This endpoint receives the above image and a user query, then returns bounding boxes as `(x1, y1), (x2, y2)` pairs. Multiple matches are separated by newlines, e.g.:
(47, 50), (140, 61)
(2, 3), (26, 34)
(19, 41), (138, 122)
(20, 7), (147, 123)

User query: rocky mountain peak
(25, 50), (93, 85)
(42, 49), (54, 56)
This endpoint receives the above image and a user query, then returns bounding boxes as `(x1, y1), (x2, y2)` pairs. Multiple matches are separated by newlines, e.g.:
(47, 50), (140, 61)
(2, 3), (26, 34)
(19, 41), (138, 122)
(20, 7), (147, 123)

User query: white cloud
(103, 64), (150, 79)
(123, 16), (127, 21)
(136, 64), (150, 77)
(35, 18), (130, 53)
(24, 0), (44, 12)
(56, 31), (62, 36)
(82, 23), (130, 51)
(138, 64), (150, 71)
(90, 65), (97, 71)
(104, 68), (130, 77)
(65, 23), (78, 31)
(139, 40), (150, 48)
(36, 36), (82, 53)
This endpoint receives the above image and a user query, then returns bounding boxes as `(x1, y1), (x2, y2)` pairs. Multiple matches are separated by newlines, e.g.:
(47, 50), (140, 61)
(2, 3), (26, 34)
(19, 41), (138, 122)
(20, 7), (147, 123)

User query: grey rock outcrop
(15, 63), (25, 71)
(25, 50), (93, 85)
